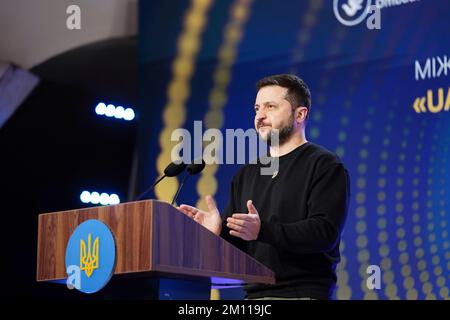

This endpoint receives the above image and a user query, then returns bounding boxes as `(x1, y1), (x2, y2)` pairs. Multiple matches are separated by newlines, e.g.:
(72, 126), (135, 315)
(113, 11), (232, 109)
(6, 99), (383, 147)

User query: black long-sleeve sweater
(220, 142), (350, 299)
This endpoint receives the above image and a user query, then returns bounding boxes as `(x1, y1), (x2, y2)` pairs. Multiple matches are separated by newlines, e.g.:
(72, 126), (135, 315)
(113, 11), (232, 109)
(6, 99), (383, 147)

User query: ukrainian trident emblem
(66, 219), (116, 293)
(79, 233), (99, 277)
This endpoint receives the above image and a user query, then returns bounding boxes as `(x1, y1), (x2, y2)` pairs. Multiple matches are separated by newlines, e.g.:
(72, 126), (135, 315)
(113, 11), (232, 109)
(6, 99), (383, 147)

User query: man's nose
(255, 110), (266, 122)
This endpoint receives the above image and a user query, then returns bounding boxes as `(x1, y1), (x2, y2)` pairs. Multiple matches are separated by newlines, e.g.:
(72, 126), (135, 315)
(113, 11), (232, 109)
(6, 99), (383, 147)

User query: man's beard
(265, 113), (295, 147)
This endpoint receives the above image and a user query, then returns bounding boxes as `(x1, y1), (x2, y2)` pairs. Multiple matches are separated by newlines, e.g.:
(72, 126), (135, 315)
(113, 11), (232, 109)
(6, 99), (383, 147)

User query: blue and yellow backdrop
(137, 0), (450, 300)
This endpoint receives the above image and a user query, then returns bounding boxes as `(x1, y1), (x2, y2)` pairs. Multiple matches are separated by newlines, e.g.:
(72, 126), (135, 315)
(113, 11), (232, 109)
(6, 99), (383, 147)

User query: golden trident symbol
(80, 233), (99, 277)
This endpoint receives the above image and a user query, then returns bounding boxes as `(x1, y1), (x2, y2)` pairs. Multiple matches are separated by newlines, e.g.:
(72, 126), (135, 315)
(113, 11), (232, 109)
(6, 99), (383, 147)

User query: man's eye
(268, 105), (275, 109)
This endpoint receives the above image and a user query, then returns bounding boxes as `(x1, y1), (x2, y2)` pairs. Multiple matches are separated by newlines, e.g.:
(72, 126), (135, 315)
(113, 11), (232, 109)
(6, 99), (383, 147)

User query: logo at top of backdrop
(334, 0), (373, 26)
(65, 219), (116, 293)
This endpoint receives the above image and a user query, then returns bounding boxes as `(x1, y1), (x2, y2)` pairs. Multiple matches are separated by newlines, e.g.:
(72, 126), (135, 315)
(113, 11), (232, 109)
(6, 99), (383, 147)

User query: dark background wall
(0, 37), (137, 299)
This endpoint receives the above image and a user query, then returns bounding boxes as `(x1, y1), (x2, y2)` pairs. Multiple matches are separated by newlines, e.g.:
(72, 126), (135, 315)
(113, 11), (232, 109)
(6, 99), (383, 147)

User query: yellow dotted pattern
(336, 240), (352, 299)
(418, 126), (437, 300)
(195, 0), (254, 212)
(326, 29), (398, 299)
(394, 115), (417, 300)
(406, 119), (449, 300)
(334, 95), (353, 300)
(376, 111), (399, 300)
(331, 32), (385, 299)
(442, 141), (450, 300)
(409, 123), (432, 300)
(334, 38), (394, 299)
(425, 123), (449, 299)
(354, 105), (378, 300)
(370, 114), (397, 298)
(155, 0), (213, 202)
(296, 13), (352, 300)
(337, 70), (379, 300)
(440, 141), (450, 300)
(289, 0), (324, 73)
(409, 122), (430, 300)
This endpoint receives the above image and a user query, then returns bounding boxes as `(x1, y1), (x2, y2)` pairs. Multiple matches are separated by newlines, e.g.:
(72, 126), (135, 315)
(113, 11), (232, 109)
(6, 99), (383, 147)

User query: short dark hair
(256, 74), (311, 115)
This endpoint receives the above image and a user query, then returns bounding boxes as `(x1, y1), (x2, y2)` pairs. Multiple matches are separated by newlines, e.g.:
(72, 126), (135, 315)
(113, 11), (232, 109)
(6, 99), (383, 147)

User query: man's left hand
(227, 200), (261, 241)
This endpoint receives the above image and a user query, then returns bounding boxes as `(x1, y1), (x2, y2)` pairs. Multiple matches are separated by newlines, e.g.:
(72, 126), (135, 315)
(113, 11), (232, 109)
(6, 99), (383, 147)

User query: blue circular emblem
(333, 0), (373, 26)
(65, 219), (116, 294)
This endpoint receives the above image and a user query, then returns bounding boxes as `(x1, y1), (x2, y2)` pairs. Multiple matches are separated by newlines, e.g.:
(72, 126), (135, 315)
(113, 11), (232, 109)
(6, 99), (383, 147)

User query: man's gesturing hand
(177, 195), (222, 236)
(227, 200), (261, 241)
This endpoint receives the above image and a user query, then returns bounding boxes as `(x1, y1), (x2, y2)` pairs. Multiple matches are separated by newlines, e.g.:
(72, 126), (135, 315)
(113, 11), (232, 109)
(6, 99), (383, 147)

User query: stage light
(90, 192), (100, 204)
(95, 102), (106, 115)
(79, 191), (121, 205)
(100, 192), (110, 205)
(94, 102), (135, 121)
(80, 191), (91, 203)
(114, 106), (125, 119)
(109, 193), (120, 205)
(123, 108), (135, 121)
(105, 104), (115, 117)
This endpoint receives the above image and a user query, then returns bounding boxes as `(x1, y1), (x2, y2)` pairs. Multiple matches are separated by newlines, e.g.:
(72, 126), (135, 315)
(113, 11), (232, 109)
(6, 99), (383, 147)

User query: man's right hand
(177, 195), (222, 236)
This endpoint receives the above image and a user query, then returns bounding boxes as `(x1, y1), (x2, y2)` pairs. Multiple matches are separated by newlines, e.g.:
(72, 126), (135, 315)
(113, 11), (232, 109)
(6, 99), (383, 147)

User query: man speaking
(178, 74), (350, 300)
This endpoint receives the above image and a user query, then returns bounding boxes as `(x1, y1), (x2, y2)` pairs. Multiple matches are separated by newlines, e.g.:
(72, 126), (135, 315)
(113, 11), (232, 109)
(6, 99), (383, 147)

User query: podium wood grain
(37, 200), (275, 285)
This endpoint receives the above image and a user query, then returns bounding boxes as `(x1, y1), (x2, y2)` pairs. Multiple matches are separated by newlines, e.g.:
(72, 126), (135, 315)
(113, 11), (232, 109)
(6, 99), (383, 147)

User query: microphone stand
(171, 172), (190, 205)
(135, 174), (166, 201)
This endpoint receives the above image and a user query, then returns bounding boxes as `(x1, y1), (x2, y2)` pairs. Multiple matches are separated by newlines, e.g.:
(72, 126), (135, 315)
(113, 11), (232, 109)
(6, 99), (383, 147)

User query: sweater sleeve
(257, 163), (350, 254)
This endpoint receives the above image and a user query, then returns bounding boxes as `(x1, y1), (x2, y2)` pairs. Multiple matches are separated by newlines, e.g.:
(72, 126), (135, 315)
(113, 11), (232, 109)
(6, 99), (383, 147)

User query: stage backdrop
(137, 0), (450, 300)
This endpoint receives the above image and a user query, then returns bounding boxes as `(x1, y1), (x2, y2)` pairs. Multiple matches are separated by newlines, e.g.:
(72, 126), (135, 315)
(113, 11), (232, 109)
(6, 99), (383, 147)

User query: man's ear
(296, 106), (308, 123)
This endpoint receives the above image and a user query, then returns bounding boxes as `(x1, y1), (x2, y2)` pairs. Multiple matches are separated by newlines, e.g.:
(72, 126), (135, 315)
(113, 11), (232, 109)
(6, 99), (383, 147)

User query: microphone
(171, 159), (206, 205)
(164, 161), (188, 177)
(187, 160), (206, 175)
(135, 161), (186, 201)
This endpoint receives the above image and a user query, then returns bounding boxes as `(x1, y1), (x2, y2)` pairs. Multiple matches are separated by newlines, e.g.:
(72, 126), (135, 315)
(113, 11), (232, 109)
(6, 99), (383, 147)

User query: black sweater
(220, 142), (350, 299)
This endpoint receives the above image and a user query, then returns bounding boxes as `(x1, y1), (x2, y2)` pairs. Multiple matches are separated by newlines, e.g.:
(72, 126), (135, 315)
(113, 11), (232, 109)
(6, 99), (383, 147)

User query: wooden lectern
(36, 200), (275, 299)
